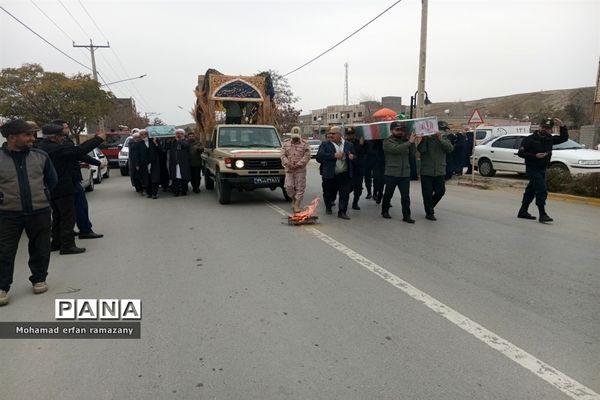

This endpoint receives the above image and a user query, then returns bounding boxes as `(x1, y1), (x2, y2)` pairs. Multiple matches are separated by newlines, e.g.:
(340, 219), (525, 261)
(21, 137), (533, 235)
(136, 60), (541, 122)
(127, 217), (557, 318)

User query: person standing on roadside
(51, 119), (103, 240)
(281, 126), (311, 213)
(37, 124), (105, 254)
(517, 117), (568, 223)
(417, 121), (454, 221)
(381, 121), (416, 223)
(0, 120), (57, 306)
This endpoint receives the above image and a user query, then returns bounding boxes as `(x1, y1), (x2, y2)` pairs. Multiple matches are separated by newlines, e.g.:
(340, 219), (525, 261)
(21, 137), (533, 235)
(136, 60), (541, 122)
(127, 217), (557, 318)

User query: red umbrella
(372, 108), (397, 120)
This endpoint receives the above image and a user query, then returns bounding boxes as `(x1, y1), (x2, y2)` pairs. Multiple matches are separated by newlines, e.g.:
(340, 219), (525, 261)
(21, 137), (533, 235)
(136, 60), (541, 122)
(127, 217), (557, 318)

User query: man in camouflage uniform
(281, 126), (311, 213)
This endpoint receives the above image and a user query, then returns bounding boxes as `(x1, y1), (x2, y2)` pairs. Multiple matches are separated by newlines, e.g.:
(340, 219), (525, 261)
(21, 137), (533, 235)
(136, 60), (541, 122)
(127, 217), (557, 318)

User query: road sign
(468, 109), (484, 125)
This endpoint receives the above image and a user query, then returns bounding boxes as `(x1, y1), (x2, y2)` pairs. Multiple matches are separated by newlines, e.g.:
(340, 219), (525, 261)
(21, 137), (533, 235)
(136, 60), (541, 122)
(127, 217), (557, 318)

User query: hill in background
(424, 87), (594, 127)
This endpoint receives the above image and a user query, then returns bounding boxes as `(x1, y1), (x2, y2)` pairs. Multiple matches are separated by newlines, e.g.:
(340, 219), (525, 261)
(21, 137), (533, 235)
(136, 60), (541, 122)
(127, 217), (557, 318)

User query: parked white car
(89, 147), (109, 184)
(118, 136), (133, 176)
(473, 134), (600, 176)
(80, 163), (94, 192)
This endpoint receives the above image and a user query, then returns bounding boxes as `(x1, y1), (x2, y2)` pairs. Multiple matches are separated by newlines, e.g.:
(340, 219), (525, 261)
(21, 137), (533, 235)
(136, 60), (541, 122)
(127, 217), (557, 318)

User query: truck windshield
(218, 127), (281, 148)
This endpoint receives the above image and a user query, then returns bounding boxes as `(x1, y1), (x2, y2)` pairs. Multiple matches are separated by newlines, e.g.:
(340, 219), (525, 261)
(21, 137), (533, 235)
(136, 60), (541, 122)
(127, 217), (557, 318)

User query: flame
(288, 197), (320, 222)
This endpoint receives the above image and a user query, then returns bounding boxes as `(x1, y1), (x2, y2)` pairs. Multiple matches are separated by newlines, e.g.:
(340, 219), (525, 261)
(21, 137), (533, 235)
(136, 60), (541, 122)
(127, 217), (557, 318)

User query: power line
(283, 0), (403, 77)
(57, 0), (92, 39)
(76, 0), (153, 111)
(78, 0), (109, 43)
(30, 0), (89, 59)
(0, 5), (92, 71)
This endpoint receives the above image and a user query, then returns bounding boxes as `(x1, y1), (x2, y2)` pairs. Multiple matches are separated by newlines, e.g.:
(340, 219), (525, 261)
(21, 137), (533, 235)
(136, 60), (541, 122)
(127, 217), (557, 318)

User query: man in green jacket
(417, 121), (454, 221)
(381, 121), (416, 222)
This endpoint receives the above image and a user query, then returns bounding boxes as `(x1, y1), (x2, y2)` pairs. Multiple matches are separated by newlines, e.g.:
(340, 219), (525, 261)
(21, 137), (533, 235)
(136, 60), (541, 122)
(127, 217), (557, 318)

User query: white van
(474, 124), (531, 145)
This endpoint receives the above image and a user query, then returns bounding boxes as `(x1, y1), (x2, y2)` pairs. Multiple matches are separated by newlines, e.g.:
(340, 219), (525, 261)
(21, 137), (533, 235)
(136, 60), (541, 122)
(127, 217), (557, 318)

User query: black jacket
(316, 140), (356, 179)
(37, 136), (104, 198)
(518, 127), (568, 168)
(167, 139), (191, 181)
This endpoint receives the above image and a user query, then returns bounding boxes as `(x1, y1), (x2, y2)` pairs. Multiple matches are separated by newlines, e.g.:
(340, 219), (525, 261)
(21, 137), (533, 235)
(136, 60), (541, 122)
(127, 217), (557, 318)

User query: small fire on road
(287, 197), (320, 226)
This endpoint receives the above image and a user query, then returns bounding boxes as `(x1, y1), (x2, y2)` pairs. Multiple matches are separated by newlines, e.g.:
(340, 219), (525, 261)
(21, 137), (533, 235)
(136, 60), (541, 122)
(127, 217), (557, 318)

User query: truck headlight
(578, 160), (600, 165)
(234, 160), (245, 169)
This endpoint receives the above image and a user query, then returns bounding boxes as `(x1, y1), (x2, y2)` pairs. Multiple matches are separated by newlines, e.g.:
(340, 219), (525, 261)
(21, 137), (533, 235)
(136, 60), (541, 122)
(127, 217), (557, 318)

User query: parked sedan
(89, 148), (109, 184)
(473, 134), (600, 176)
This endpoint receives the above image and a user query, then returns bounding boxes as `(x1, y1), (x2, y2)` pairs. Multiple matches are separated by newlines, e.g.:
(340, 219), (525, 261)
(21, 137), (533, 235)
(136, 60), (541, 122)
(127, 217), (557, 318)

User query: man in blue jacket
(0, 119), (58, 306)
(316, 126), (355, 220)
(517, 117), (568, 223)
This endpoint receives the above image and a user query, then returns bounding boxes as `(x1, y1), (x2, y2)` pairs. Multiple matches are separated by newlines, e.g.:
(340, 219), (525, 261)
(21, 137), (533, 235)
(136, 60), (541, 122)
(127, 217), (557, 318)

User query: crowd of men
(303, 118), (566, 224)
(0, 119), (107, 306)
(310, 122), (454, 221)
(126, 129), (204, 198)
(0, 116), (568, 307)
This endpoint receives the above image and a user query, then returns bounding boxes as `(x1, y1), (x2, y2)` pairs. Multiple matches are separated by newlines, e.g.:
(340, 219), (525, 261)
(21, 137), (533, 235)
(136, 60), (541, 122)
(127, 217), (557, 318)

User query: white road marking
(266, 201), (600, 400)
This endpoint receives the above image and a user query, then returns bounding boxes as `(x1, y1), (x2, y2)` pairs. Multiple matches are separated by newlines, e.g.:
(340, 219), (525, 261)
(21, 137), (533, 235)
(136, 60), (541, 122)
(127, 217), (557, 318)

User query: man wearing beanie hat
(517, 117), (568, 223)
(0, 119), (57, 306)
(37, 125), (105, 254)
(281, 127), (311, 213)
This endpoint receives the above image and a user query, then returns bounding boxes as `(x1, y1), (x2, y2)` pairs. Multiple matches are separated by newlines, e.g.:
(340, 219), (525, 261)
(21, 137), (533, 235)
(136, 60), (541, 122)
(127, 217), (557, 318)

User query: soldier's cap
(290, 126), (301, 138)
(438, 120), (450, 131)
(0, 119), (39, 137)
(42, 123), (64, 136)
(540, 117), (554, 128)
(345, 126), (356, 135)
(390, 121), (406, 131)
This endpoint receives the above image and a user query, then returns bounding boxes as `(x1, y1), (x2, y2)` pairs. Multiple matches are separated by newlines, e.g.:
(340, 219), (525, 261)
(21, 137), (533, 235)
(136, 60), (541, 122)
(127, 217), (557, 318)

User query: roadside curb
(547, 192), (600, 206)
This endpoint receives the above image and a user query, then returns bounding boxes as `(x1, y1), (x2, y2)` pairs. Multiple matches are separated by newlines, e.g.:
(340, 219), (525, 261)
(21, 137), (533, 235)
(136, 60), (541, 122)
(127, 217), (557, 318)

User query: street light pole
(101, 74), (147, 87)
(416, 0), (429, 118)
(410, 90), (431, 119)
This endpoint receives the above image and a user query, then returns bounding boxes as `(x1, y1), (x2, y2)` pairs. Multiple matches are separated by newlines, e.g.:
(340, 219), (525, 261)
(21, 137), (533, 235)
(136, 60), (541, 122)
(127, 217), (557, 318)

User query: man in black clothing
(517, 117), (568, 223)
(37, 125), (105, 254)
(0, 120), (58, 306)
(344, 127), (366, 210)
(316, 126), (356, 220)
(52, 119), (103, 239)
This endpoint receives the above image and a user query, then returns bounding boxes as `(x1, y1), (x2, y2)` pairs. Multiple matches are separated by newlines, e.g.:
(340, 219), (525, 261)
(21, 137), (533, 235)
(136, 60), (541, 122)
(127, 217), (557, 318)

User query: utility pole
(416, 0), (428, 118)
(344, 62), (349, 106)
(73, 39), (110, 131)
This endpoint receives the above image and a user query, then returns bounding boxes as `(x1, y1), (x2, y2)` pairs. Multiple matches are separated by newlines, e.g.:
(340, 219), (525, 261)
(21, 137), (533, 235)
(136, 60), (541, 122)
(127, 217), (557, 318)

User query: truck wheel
(215, 172), (231, 204)
(120, 166), (129, 176)
(478, 158), (496, 177)
(204, 168), (214, 190)
(282, 187), (292, 201)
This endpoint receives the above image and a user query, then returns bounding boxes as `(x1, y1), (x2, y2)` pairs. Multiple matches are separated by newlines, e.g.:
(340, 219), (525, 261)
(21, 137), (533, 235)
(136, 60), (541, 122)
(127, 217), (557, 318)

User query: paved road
(2, 162), (599, 400)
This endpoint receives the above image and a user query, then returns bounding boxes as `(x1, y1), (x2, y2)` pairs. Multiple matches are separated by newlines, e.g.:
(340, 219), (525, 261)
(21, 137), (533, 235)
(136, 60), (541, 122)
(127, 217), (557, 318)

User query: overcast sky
(1, 0), (598, 126)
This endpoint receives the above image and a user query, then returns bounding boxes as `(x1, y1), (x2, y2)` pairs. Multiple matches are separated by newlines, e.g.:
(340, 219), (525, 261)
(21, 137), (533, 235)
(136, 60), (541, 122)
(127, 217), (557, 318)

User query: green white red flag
(354, 117), (439, 140)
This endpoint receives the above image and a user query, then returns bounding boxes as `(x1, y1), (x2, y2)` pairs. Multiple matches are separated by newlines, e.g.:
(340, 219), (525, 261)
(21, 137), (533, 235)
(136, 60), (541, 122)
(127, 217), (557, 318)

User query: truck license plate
(254, 177), (280, 184)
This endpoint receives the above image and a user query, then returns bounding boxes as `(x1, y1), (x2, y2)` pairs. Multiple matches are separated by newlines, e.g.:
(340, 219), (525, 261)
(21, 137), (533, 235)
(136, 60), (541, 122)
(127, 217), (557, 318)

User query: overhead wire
(0, 5), (92, 71)
(77, 0), (153, 111)
(57, 0), (92, 40)
(25, 1), (124, 97)
(283, 0), (403, 77)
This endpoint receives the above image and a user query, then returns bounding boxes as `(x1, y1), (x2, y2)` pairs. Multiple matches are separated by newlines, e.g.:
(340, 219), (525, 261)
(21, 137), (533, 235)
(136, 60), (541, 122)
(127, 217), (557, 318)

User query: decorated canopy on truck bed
(194, 69), (276, 144)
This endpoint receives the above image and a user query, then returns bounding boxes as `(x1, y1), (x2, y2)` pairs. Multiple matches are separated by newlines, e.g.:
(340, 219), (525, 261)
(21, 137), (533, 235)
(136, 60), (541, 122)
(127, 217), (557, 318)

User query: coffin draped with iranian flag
(354, 117), (439, 140)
